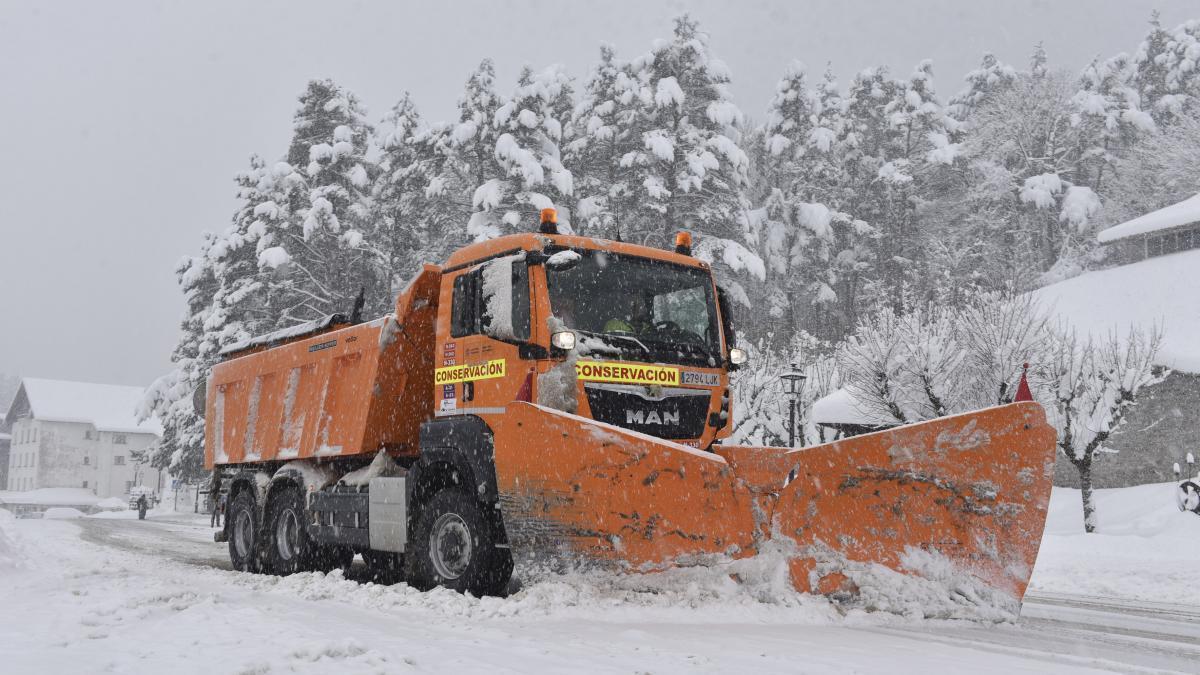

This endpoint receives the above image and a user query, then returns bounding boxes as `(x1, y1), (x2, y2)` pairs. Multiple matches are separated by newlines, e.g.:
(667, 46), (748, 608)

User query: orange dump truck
(206, 210), (1056, 606)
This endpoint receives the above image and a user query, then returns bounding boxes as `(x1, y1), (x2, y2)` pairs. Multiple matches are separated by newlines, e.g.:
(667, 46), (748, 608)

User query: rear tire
(408, 489), (511, 596)
(227, 489), (261, 572)
(264, 486), (315, 575)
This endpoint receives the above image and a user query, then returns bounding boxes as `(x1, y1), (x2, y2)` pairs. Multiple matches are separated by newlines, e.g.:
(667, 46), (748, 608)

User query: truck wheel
(227, 489), (261, 572)
(264, 486), (315, 575)
(409, 489), (511, 596)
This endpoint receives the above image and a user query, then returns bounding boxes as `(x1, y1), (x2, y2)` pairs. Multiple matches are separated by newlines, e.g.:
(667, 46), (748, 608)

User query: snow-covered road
(3, 495), (1200, 675)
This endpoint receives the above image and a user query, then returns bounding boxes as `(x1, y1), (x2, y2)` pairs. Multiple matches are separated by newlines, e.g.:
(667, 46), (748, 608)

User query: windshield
(546, 249), (721, 367)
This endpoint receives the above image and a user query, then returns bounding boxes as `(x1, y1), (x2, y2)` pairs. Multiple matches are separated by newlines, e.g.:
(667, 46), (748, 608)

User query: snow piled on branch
(1019, 173), (1063, 209)
(693, 237), (766, 281)
(1059, 185), (1101, 230)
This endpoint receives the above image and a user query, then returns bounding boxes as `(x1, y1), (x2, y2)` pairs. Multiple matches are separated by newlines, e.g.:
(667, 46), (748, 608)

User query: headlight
(551, 331), (577, 350)
(729, 347), (747, 365)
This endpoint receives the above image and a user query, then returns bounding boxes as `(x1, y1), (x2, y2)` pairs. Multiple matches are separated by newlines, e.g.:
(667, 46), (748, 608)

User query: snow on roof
(1032, 248), (1200, 374)
(0, 487), (100, 506)
(6, 378), (162, 435)
(1097, 193), (1200, 243)
(810, 388), (893, 427)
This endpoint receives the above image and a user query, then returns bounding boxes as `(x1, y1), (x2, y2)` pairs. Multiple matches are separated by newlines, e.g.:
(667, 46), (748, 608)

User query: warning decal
(574, 361), (680, 386)
(435, 358), (506, 384)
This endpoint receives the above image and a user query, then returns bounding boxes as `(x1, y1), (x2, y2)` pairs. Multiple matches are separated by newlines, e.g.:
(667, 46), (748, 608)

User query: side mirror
(192, 380), (207, 418)
(545, 249), (581, 272)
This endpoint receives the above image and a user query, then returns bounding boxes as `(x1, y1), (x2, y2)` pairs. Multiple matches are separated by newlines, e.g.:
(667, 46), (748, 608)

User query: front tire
(264, 486), (315, 575)
(408, 489), (511, 596)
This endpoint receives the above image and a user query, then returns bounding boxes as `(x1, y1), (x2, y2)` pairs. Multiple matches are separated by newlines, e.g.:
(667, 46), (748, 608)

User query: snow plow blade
(490, 401), (1056, 610)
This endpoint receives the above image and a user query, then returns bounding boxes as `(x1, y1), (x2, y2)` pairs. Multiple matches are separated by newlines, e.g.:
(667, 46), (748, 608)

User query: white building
(3, 378), (163, 498)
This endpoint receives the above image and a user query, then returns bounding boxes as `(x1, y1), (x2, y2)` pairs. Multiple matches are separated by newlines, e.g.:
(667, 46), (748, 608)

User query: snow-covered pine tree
(566, 44), (645, 238)
(624, 16), (751, 252)
(140, 155), (306, 480)
(752, 61), (859, 342)
(423, 60), (506, 241)
(1030, 42), (1048, 80)
(483, 65), (575, 235)
(372, 93), (456, 293)
(1157, 19), (1200, 124)
(1072, 54), (1155, 194)
(947, 53), (1018, 123)
(1131, 12), (1173, 126)
(277, 79), (385, 321)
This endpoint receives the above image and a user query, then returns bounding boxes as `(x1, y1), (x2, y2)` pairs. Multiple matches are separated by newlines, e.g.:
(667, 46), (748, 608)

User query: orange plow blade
(490, 401), (1056, 614)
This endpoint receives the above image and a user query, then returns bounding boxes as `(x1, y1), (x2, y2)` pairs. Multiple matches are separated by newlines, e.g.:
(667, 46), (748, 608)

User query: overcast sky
(0, 0), (1194, 389)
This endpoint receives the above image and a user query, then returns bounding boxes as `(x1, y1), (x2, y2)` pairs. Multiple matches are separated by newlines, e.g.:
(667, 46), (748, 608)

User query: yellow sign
(574, 361), (680, 386)
(435, 359), (506, 384)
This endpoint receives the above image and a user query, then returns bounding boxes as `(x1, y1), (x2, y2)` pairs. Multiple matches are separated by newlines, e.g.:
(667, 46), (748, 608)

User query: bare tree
(1042, 326), (1162, 532)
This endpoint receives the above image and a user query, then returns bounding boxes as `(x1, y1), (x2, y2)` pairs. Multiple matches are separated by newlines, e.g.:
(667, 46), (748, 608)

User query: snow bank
(43, 507), (86, 520)
(1029, 481), (1200, 603)
(1032, 248), (1200, 373)
(0, 508), (27, 570)
(95, 497), (127, 510)
(0, 487), (101, 506)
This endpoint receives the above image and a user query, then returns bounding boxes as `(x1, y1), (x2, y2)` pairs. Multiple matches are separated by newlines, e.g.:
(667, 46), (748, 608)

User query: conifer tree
(566, 44), (644, 238)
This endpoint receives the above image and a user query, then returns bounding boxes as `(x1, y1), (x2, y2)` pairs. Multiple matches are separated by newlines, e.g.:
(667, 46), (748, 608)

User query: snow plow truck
(205, 208), (1057, 608)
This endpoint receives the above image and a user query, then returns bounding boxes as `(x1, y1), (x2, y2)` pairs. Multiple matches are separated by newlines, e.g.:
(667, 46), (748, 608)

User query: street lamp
(780, 363), (808, 448)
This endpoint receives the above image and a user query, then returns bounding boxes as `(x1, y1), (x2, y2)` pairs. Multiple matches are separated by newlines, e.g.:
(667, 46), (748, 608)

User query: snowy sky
(0, 0), (1195, 389)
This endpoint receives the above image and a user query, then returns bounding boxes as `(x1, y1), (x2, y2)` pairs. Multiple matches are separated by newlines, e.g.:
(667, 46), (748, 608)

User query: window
(450, 259), (531, 341)
(450, 272), (477, 337)
(85, 430), (93, 440)
(83, 455), (90, 466)
(124, 481), (133, 493)
(82, 481), (88, 489)
(113, 456), (125, 466)
(113, 434), (128, 445)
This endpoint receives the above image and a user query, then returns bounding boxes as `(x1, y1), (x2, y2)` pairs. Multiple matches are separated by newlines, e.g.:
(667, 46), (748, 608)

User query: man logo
(626, 409), (680, 425)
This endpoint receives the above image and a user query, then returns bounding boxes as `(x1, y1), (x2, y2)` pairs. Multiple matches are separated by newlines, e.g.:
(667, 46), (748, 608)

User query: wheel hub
(276, 509), (299, 561)
(430, 513), (472, 580)
(234, 510), (253, 558)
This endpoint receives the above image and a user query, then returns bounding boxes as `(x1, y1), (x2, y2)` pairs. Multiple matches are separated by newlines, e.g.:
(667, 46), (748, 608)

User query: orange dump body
(204, 266), (440, 468)
(489, 400), (1055, 607)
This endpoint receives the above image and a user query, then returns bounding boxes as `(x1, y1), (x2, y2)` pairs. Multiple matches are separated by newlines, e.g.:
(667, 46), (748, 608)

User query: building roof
(3, 378), (162, 435)
(1097, 193), (1200, 243)
(1032, 248), (1200, 374)
(810, 388), (894, 427)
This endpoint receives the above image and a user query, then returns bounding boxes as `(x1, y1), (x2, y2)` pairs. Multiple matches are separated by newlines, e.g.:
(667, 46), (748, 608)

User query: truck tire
(408, 488), (511, 596)
(264, 485), (315, 575)
(227, 489), (261, 572)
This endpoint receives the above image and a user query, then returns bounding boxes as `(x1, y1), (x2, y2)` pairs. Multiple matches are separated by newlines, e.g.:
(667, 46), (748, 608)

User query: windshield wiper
(573, 329), (651, 356)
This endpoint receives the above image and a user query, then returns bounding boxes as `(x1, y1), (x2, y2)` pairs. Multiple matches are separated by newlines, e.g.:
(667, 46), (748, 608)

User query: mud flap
(489, 401), (1056, 610)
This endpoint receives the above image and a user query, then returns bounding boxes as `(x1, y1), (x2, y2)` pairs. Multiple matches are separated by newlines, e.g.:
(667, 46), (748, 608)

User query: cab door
(434, 255), (535, 416)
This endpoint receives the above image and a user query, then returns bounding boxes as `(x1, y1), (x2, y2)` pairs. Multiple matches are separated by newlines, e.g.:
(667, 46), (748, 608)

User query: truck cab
(432, 228), (744, 450)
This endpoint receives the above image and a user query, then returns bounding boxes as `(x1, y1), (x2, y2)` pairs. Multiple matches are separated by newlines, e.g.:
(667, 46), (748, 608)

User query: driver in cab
(604, 296), (654, 334)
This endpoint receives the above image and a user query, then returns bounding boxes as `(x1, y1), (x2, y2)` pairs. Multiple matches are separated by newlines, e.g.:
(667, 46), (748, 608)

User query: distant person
(136, 494), (149, 520)
(211, 492), (225, 528)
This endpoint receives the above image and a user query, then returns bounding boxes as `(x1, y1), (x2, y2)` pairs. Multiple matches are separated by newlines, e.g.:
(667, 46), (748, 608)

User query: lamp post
(780, 364), (808, 448)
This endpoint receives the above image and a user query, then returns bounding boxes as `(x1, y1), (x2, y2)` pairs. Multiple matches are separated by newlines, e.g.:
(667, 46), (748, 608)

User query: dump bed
(204, 266), (440, 469)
